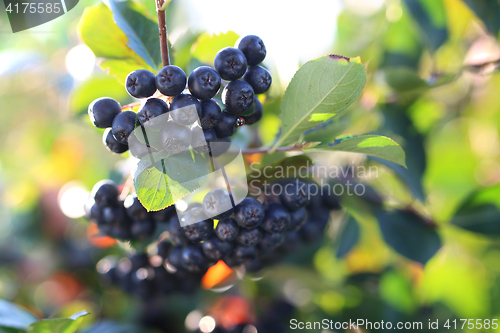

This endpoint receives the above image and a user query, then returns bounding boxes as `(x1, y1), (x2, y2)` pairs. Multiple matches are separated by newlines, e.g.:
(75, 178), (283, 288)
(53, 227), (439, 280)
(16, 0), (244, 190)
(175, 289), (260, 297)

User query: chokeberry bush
(3, 0), (500, 332)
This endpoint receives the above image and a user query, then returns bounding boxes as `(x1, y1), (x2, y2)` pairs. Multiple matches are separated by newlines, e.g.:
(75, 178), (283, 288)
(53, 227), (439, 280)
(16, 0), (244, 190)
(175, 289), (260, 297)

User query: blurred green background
(1, 0), (500, 332)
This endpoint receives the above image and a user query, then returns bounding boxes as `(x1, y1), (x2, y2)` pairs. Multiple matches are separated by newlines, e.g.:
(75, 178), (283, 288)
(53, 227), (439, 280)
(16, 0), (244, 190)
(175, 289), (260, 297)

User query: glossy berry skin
(167, 216), (189, 244)
(234, 244), (258, 261)
(279, 180), (310, 211)
(124, 195), (148, 220)
(287, 206), (308, 231)
(90, 203), (104, 224)
(130, 219), (155, 240)
(222, 80), (255, 114)
(214, 112), (238, 137)
(215, 217), (239, 242)
(103, 128), (128, 154)
(259, 232), (284, 252)
(128, 133), (158, 159)
(92, 180), (119, 208)
(89, 97), (121, 128)
(202, 237), (234, 261)
(167, 245), (183, 268)
(152, 205), (177, 223)
(243, 97), (263, 125)
(112, 111), (137, 144)
(102, 205), (128, 225)
(155, 65), (186, 97)
(243, 65), (272, 94)
(159, 121), (192, 154)
(156, 240), (172, 258)
(199, 99), (222, 129)
(182, 219), (214, 242)
(261, 204), (291, 233)
(137, 98), (168, 125)
(202, 188), (234, 219)
(234, 197), (265, 229)
(236, 227), (262, 246)
(236, 35), (266, 66)
(191, 127), (217, 153)
(181, 244), (207, 272)
(188, 66), (221, 100)
(170, 94), (201, 125)
(214, 47), (247, 80)
(126, 69), (157, 98)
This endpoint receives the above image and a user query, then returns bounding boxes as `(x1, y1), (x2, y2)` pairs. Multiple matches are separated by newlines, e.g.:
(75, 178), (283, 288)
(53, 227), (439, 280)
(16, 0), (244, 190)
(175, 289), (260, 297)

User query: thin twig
(236, 143), (308, 155)
(156, 0), (170, 66)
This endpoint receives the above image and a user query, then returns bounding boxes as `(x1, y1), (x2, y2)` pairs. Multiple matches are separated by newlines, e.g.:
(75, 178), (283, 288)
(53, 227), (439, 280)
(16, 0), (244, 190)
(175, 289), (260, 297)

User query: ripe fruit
(124, 195), (148, 221)
(243, 66), (272, 94)
(261, 203), (291, 233)
(215, 217), (240, 242)
(191, 127), (216, 153)
(209, 136), (231, 157)
(130, 219), (155, 239)
(236, 227), (263, 246)
(125, 69), (157, 99)
(181, 214), (214, 242)
(137, 98), (168, 125)
(222, 80), (255, 114)
(202, 188), (234, 219)
(155, 65), (187, 97)
(234, 197), (265, 229)
(214, 47), (248, 80)
(103, 128), (128, 154)
(170, 93), (201, 125)
(88, 97), (121, 128)
(243, 97), (263, 125)
(279, 180), (309, 211)
(181, 244), (207, 272)
(234, 244), (258, 261)
(259, 232), (284, 252)
(236, 35), (266, 66)
(92, 180), (119, 208)
(214, 112), (238, 137)
(287, 207), (308, 231)
(112, 111), (137, 144)
(128, 132), (158, 159)
(202, 237), (233, 261)
(159, 121), (192, 154)
(199, 99), (222, 129)
(188, 66), (221, 100)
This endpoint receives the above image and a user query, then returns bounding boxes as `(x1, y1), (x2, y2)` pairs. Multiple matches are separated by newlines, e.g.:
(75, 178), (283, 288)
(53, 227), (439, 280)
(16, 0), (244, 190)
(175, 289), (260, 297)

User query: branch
(239, 143), (308, 155)
(156, 0), (170, 67)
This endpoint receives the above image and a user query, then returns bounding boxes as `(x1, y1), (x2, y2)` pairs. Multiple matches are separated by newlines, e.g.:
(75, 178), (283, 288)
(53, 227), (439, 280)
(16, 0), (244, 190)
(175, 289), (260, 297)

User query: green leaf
(304, 135), (406, 168)
(402, 0), (448, 51)
(451, 185), (500, 236)
(377, 209), (441, 265)
(381, 67), (429, 92)
(77, 3), (156, 83)
(335, 215), (360, 258)
(107, 0), (162, 71)
(0, 299), (38, 330)
(463, 0), (500, 36)
(273, 55), (366, 149)
(191, 31), (240, 65)
(70, 76), (130, 116)
(133, 151), (211, 212)
(27, 311), (89, 333)
(247, 155), (314, 188)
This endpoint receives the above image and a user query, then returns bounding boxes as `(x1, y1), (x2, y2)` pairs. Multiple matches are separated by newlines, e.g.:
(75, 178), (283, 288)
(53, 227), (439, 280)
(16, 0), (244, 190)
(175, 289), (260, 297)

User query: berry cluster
(87, 35), (271, 158)
(85, 180), (176, 241)
(95, 180), (341, 299)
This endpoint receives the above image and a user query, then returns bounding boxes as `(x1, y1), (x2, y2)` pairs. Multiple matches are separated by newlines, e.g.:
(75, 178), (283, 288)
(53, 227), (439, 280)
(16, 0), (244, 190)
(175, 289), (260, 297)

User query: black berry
(215, 217), (239, 242)
(92, 180), (119, 208)
(124, 195), (148, 220)
(199, 99), (222, 129)
(234, 244), (258, 261)
(222, 80), (255, 114)
(236, 35), (266, 66)
(279, 180), (309, 211)
(130, 219), (155, 240)
(287, 207), (308, 231)
(170, 94), (201, 125)
(202, 188), (234, 219)
(112, 111), (137, 144)
(188, 66), (221, 100)
(156, 65), (186, 97)
(243, 65), (272, 94)
(258, 232), (284, 252)
(214, 112), (238, 137)
(261, 203), (290, 233)
(103, 128), (128, 154)
(159, 121), (192, 154)
(236, 227), (262, 246)
(202, 237), (233, 261)
(234, 197), (265, 229)
(181, 244), (207, 272)
(192, 127), (217, 154)
(243, 97), (263, 125)
(126, 69), (157, 99)
(182, 218), (214, 242)
(214, 47), (248, 80)
(137, 98), (168, 125)
(210, 136), (231, 157)
(88, 97), (121, 128)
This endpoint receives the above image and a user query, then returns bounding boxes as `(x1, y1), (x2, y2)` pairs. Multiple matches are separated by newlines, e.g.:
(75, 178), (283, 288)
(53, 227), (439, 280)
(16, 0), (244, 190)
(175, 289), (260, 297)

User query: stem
(156, 0), (170, 66)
